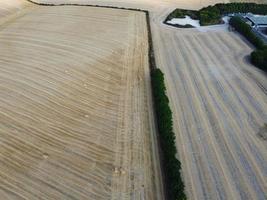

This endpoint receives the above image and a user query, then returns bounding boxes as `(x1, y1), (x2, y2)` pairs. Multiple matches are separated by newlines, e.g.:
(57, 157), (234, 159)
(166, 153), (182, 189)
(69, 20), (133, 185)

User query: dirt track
(1, 0), (267, 200)
(0, 4), (163, 199)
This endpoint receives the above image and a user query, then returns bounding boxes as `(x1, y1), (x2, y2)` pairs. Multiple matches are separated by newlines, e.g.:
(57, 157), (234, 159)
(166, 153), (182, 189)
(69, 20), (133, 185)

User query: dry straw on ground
(1, 0), (267, 200)
(0, 3), (163, 199)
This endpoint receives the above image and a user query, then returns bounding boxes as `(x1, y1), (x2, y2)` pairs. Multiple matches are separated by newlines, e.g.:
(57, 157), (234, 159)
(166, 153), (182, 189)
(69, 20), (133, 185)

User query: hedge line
(215, 3), (267, 15)
(147, 4), (187, 199)
(165, 3), (267, 26)
(251, 49), (267, 71)
(229, 16), (265, 49)
(229, 16), (267, 72)
(27, 0), (147, 12)
(151, 69), (186, 200)
(199, 3), (267, 25)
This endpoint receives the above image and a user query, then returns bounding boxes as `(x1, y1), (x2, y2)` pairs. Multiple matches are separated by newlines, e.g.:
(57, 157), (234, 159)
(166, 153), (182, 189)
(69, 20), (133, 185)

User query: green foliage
(165, 4), (267, 72)
(223, 9), (267, 72)
(200, 3), (267, 25)
(229, 16), (265, 49)
(166, 9), (198, 21)
(199, 6), (220, 26)
(251, 48), (267, 72)
(229, 16), (267, 72)
(182, 24), (194, 28)
(215, 3), (267, 15)
(166, 3), (267, 26)
(151, 69), (186, 200)
(168, 24), (195, 28)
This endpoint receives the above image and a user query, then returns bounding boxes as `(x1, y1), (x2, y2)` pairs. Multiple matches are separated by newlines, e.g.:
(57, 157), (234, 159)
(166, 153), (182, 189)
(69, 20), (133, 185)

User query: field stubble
(1, 0), (267, 200)
(0, 5), (163, 200)
(153, 26), (267, 199)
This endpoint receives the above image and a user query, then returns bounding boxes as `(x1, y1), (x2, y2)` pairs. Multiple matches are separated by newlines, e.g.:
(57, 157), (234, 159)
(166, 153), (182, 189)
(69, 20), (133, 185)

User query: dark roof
(247, 16), (267, 25)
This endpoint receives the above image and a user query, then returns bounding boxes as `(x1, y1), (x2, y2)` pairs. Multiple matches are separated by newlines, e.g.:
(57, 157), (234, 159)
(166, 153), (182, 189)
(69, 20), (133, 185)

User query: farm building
(246, 14), (267, 27)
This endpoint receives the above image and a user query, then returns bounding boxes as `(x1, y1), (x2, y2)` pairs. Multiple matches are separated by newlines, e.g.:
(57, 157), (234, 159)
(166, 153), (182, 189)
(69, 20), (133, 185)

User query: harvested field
(0, 0), (27, 17)
(0, 0), (30, 24)
(154, 27), (267, 199)
(0, 5), (163, 200)
(1, 0), (267, 200)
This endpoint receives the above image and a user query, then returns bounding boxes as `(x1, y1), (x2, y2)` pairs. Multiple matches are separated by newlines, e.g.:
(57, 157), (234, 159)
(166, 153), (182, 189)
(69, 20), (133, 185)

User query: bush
(166, 23), (195, 28)
(251, 49), (267, 72)
(151, 69), (186, 200)
(166, 9), (198, 21)
(200, 3), (267, 25)
(199, 6), (220, 26)
(215, 3), (267, 15)
(229, 16), (265, 49)
(229, 16), (267, 71)
(166, 3), (267, 26)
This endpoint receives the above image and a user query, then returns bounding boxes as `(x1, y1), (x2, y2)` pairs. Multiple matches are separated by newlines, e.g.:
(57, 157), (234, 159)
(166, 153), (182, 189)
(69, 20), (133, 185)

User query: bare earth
(0, 4), (163, 200)
(1, 0), (267, 200)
